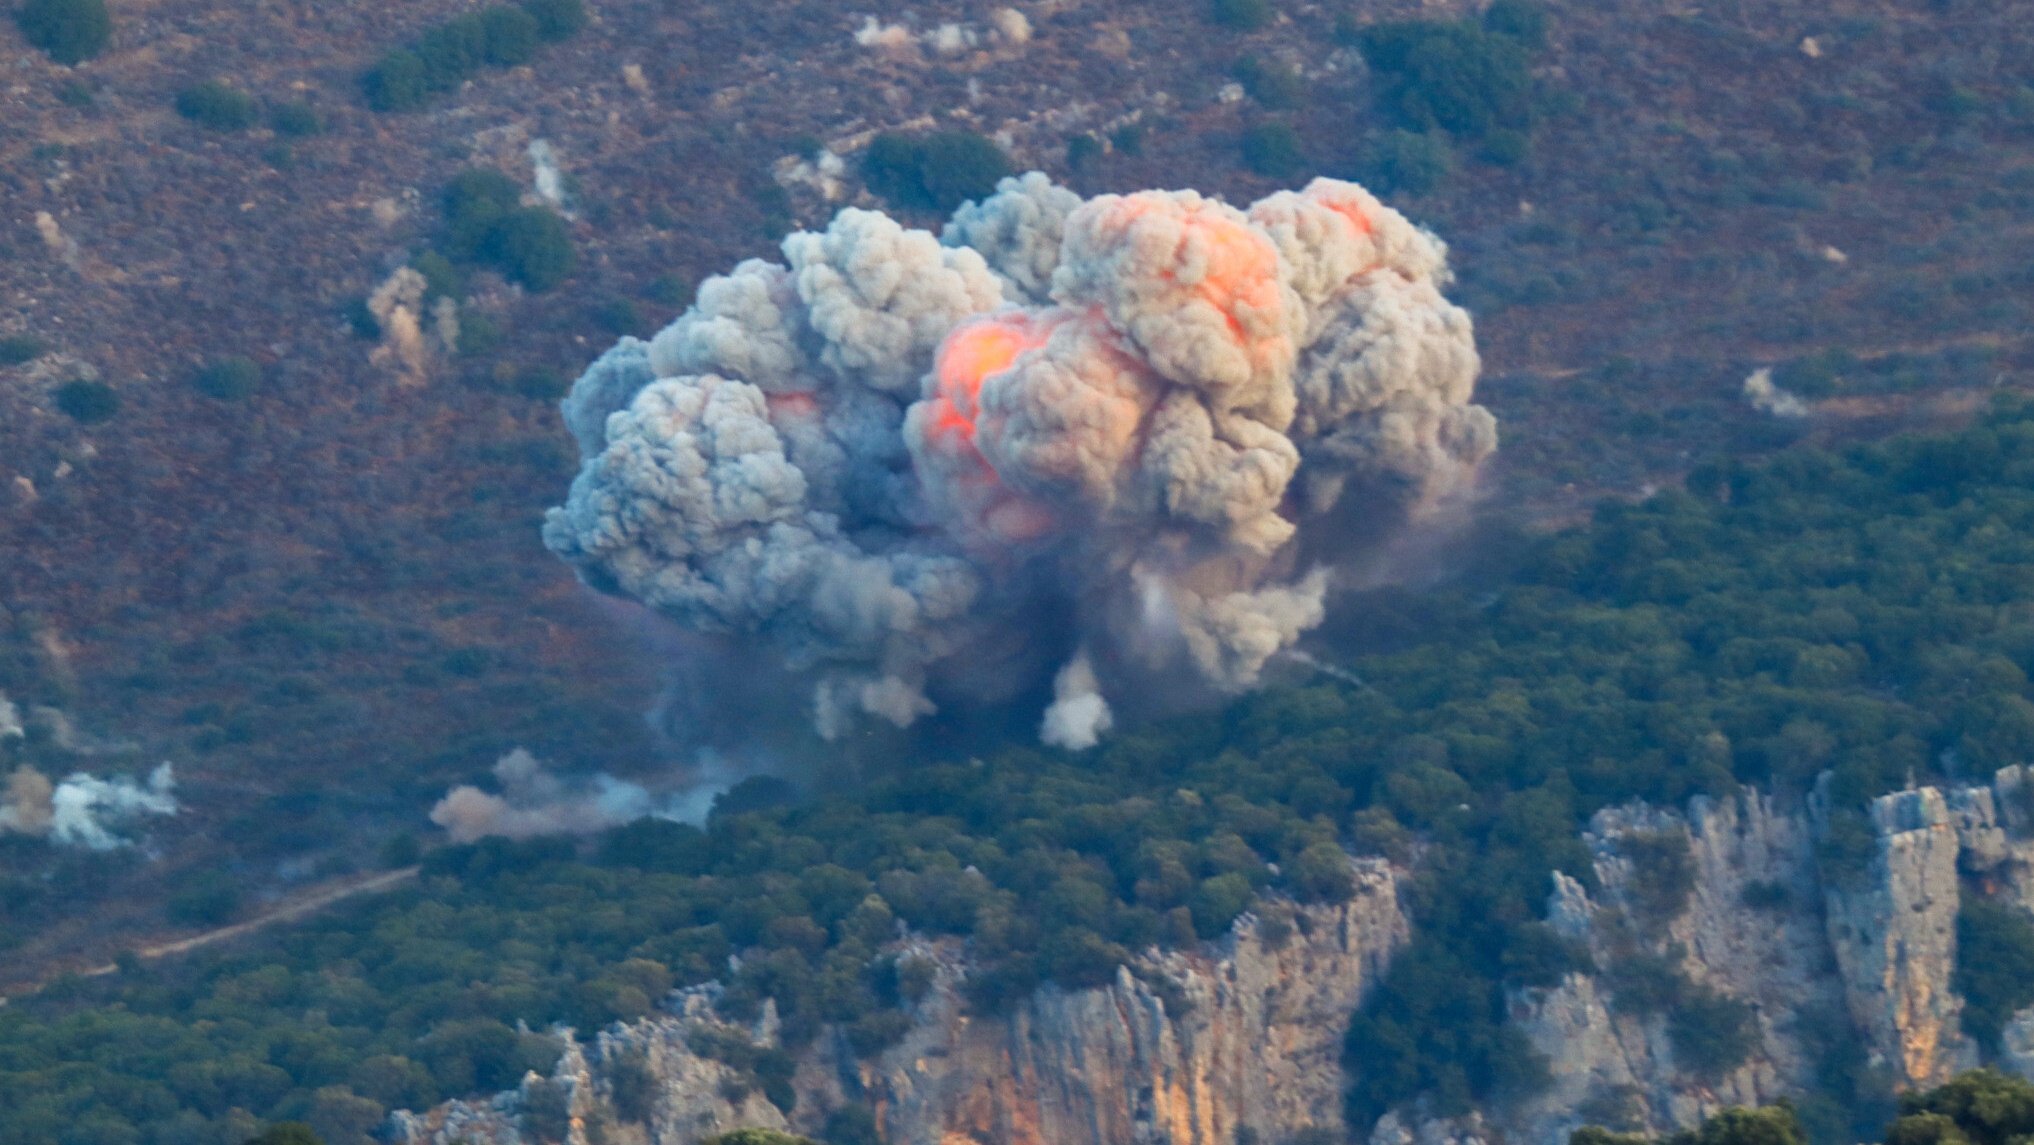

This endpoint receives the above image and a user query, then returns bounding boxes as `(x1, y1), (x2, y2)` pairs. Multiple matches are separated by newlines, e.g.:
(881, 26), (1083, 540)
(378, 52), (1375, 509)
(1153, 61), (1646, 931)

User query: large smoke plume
(544, 173), (1494, 742)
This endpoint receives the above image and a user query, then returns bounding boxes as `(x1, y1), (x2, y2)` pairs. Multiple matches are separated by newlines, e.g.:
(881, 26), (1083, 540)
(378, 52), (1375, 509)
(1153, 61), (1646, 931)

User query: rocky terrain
(383, 766), (2034, 1145)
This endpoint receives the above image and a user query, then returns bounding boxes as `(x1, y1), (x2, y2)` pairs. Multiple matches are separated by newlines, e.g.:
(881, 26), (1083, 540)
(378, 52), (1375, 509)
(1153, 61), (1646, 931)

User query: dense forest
(8, 388), (2034, 1142)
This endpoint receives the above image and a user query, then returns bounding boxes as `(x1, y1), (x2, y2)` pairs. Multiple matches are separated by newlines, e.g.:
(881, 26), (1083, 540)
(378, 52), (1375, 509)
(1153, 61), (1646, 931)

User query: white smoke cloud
(0, 763), (179, 850)
(1041, 652), (1112, 750)
(1743, 367), (1808, 418)
(545, 174), (1495, 742)
(430, 749), (702, 843)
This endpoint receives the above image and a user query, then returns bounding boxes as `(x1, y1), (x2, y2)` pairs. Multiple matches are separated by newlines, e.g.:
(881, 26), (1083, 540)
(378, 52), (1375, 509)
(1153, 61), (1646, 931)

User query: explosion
(544, 173), (1494, 743)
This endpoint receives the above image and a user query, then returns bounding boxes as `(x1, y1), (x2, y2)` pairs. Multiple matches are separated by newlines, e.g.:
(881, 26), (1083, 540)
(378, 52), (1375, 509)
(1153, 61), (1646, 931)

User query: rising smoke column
(0, 763), (178, 850)
(544, 174), (1495, 742)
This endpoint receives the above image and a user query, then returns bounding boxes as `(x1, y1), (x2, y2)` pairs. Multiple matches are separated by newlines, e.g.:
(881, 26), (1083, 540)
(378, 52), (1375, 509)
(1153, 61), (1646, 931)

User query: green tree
(1951, 902), (2034, 1052)
(862, 132), (1011, 213)
(193, 357), (262, 401)
(16, 0), (111, 64)
(483, 208), (575, 291)
(176, 82), (259, 130)
(55, 379), (118, 423)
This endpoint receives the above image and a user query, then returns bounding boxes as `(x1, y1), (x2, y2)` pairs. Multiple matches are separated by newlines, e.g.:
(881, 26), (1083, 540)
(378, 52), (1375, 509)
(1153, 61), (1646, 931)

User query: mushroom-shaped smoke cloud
(545, 175), (1495, 743)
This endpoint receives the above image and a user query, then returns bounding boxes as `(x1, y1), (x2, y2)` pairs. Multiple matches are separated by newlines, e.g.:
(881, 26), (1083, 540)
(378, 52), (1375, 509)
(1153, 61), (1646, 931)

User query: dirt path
(0, 866), (421, 1003)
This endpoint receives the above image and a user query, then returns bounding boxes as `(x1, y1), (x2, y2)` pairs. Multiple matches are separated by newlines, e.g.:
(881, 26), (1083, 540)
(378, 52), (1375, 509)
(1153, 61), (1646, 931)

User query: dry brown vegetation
(1, 0), (2032, 976)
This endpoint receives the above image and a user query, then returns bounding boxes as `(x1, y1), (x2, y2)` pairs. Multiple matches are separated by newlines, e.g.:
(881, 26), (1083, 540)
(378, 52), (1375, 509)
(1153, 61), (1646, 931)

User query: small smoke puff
(924, 23), (976, 56)
(528, 140), (565, 208)
(549, 173), (1494, 743)
(431, 749), (685, 842)
(1040, 653), (1112, 749)
(1744, 367), (1807, 418)
(0, 693), (22, 740)
(854, 16), (914, 53)
(368, 267), (432, 386)
(0, 766), (54, 835)
(990, 7), (1032, 45)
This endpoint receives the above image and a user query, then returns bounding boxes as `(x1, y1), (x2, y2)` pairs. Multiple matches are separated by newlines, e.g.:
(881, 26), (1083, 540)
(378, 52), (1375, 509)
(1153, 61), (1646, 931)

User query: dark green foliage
(362, 50), (427, 112)
(1359, 19), (1533, 141)
(1740, 880), (1790, 911)
(176, 82), (258, 130)
(269, 102), (321, 137)
(1234, 56), (1305, 109)
(16, 0), (111, 64)
(439, 169), (575, 291)
(55, 76), (94, 106)
(0, 335), (47, 365)
(361, 2), (581, 112)
(1207, 0), (1271, 32)
(1619, 831), (1695, 927)
(343, 298), (381, 340)
(193, 356), (262, 401)
(1668, 986), (1760, 1080)
(862, 132), (1011, 213)
(1951, 901), (2034, 1053)
(522, 0), (586, 41)
(821, 1105), (885, 1145)
(484, 209), (574, 290)
(701, 1131), (816, 1145)
(1482, 0), (1548, 49)
(54, 379), (118, 423)
(458, 309), (504, 357)
(244, 1124), (324, 1145)
(1360, 126), (1459, 194)
(166, 873), (243, 926)
(1241, 122), (1304, 178)
(411, 251), (465, 301)
(594, 297), (641, 335)
(1066, 134), (1102, 175)
(1893, 1070), (2034, 1144)
(16, 404), (2034, 1141)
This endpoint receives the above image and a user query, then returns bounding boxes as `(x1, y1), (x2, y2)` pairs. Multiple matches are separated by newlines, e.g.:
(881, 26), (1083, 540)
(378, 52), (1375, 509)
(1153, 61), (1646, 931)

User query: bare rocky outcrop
(392, 859), (1410, 1145)
(394, 770), (2034, 1145)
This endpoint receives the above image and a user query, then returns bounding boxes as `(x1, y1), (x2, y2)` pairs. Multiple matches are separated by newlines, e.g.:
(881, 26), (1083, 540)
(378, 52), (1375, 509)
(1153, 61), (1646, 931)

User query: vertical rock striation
(393, 770), (2034, 1145)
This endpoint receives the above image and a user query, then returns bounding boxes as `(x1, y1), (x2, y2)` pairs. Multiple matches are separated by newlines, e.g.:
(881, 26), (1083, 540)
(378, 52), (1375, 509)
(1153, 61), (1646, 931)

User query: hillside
(2, 0), (2034, 1138)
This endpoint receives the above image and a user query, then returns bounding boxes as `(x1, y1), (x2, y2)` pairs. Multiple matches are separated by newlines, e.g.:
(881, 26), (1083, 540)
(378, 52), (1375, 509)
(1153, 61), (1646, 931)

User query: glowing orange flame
(926, 314), (1052, 447)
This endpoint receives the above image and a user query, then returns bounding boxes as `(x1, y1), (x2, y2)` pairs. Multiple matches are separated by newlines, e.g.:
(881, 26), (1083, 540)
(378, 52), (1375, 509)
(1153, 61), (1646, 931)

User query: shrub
(176, 82), (258, 130)
(1360, 130), (1453, 195)
(1953, 901), (2034, 1052)
(1066, 134), (1102, 175)
(54, 379), (118, 423)
(193, 357), (262, 401)
(0, 335), (47, 365)
(862, 131), (1011, 213)
(1208, 0), (1271, 32)
(1358, 19), (1534, 142)
(457, 309), (503, 357)
(362, 2), (582, 112)
(522, 0), (586, 41)
(166, 874), (242, 927)
(363, 50), (427, 112)
(1667, 985), (1760, 1080)
(411, 251), (465, 301)
(16, 0), (111, 64)
(269, 101), (321, 136)
(1240, 121), (1303, 178)
(55, 77), (94, 106)
(484, 207), (575, 291)
(1234, 56), (1305, 109)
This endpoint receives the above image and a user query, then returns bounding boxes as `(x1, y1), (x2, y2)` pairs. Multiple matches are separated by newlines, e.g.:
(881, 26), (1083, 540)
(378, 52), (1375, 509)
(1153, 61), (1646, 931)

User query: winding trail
(1, 866), (420, 1003)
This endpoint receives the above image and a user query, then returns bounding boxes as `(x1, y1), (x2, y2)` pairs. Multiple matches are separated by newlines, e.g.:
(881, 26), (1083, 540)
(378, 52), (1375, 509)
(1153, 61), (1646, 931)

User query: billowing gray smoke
(0, 762), (178, 850)
(544, 174), (1494, 741)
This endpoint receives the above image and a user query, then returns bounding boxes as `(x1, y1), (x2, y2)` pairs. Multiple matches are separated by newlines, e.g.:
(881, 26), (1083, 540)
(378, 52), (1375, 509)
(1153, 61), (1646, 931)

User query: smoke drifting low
(0, 763), (178, 850)
(544, 174), (1494, 743)
(430, 749), (710, 842)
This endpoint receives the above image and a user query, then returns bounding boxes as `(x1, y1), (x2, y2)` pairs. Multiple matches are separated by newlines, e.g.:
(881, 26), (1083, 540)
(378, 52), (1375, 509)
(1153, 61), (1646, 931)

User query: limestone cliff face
(1502, 789), (1844, 1143)
(393, 771), (2034, 1145)
(392, 859), (1409, 1145)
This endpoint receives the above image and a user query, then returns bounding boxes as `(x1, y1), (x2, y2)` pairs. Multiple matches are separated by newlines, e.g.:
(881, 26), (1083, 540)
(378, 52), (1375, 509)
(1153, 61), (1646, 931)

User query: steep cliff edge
(392, 859), (1410, 1145)
(393, 769), (2034, 1145)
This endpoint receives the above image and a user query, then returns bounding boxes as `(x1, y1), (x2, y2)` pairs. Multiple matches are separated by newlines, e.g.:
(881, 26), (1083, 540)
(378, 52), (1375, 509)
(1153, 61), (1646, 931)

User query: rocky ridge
(392, 769), (2034, 1145)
